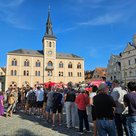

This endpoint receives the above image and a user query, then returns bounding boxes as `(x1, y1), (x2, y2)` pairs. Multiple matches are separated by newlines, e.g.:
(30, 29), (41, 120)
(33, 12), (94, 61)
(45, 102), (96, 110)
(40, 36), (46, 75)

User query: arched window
(11, 70), (13, 75)
(22, 81), (30, 87)
(68, 62), (72, 68)
(35, 71), (37, 76)
(35, 71), (40, 76)
(68, 72), (73, 77)
(24, 59), (29, 66)
(49, 42), (52, 47)
(77, 63), (81, 69)
(59, 61), (63, 68)
(24, 70), (26, 76)
(9, 81), (17, 88)
(26, 71), (29, 76)
(11, 59), (17, 66)
(36, 60), (41, 67)
(24, 70), (29, 76)
(59, 71), (63, 77)
(14, 70), (17, 76)
(11, 70), (17, 76)
(48, 61), (53, 67)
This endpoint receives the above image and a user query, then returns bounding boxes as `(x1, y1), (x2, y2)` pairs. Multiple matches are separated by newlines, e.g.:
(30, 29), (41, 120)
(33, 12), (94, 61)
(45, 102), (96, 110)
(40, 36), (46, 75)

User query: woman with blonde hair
(6, 92), (15, 117)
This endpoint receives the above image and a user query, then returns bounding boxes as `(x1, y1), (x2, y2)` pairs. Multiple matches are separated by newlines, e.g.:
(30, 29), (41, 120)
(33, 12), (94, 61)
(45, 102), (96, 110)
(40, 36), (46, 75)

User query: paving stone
(0, 111), (93, 136)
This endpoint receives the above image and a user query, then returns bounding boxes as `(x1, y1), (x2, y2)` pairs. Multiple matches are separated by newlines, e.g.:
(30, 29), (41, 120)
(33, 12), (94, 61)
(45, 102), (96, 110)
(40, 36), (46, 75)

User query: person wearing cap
(75, 88), (90, 133)
(111, 80), (129, 136)
(93, 83), (116, 136)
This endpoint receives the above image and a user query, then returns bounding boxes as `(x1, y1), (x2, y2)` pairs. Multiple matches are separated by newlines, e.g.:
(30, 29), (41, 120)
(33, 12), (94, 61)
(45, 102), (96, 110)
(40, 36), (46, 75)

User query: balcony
(46, 66), (54, 70)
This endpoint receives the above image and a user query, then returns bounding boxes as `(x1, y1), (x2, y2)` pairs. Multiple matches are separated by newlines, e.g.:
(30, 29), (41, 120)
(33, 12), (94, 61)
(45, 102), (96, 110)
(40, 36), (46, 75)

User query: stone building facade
(107, 35), (136, 84)
(119, 40), (136, 84)
(106, 55), (121, 81)
(5, 10), (84, 89)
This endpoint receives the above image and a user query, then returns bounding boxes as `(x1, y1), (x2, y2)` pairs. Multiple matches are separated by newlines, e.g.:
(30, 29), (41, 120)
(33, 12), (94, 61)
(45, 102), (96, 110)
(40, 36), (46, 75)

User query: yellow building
(5, 10), (84, 89)
(0, 67), (6, 91)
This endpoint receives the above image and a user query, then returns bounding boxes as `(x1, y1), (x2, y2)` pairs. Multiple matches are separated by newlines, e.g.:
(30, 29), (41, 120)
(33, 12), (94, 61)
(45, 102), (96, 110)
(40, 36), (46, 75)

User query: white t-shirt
(35, 89), (44, 102)
(111, 87), (127, 114)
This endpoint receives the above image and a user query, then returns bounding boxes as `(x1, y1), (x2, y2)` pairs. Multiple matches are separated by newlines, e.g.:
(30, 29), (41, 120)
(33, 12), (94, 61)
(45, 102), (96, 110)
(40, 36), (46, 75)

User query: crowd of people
(0, 80), (136, 136)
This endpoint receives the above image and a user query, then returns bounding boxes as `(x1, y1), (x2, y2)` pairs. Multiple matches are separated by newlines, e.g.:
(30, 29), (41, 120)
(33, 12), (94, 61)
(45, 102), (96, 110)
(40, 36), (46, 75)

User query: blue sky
(0, 0), (136, 70)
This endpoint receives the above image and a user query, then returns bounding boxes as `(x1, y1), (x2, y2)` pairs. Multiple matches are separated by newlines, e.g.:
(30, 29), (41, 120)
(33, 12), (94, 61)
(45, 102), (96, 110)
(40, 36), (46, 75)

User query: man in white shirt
(111, 80), (129, 136)
(35, 86), (44, 116)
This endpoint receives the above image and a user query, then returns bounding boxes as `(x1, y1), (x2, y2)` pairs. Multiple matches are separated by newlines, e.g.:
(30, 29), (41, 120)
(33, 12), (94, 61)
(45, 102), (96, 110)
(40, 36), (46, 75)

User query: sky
(0, 0), (136, 70)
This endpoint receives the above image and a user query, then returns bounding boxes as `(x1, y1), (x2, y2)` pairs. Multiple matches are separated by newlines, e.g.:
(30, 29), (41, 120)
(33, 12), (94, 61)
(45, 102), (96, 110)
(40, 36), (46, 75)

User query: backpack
(28, 92), (36, 103)
(8, 96), (15, 104)
(53, 93), (62, 106)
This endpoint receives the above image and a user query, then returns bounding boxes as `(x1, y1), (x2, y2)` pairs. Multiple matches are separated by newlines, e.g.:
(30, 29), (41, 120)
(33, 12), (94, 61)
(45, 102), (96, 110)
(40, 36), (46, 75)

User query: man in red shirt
(75, 88), (90, 133)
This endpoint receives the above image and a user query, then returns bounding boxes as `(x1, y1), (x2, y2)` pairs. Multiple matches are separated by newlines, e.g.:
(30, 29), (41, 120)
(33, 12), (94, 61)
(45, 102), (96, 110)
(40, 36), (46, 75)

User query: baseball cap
(79, 87), (85, 93)
(98, 83), (107, 91)
(112, 80), (119, 84)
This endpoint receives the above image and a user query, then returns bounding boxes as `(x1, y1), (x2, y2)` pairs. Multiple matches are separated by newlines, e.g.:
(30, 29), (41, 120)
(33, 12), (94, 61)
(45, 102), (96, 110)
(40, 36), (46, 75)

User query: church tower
(42, 8), (57, 82)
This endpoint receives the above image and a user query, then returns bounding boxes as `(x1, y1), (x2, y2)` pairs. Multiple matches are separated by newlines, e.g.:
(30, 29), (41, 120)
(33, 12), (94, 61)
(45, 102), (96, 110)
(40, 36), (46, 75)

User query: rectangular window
(80, 72), (82, 77)
(38, 71), (40, 76)
(71, 72), (73, 77)
(77, 72), (79, 77)
(59, 72), (63, 77)
(128, 60), (131, 65)
(48, 71), (52, 76)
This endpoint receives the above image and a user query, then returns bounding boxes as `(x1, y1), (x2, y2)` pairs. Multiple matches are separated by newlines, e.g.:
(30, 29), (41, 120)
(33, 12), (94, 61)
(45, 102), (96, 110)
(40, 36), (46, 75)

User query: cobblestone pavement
(0, 110), (93, 136)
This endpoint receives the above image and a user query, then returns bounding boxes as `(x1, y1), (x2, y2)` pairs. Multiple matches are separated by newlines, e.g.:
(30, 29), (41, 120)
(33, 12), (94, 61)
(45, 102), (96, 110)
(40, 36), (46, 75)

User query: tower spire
(45, 6), (53, 36)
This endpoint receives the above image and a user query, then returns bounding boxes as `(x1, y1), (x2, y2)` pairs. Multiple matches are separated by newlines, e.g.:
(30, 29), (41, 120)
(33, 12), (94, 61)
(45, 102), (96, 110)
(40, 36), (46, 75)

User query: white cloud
(70, 0), (106, 4)
(0, 0), (32, 29)
(0, 0), (24, 7)
(89, 48), (98, 58)
(59, 12), (124, 33)
(79, 13), (123, 26)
